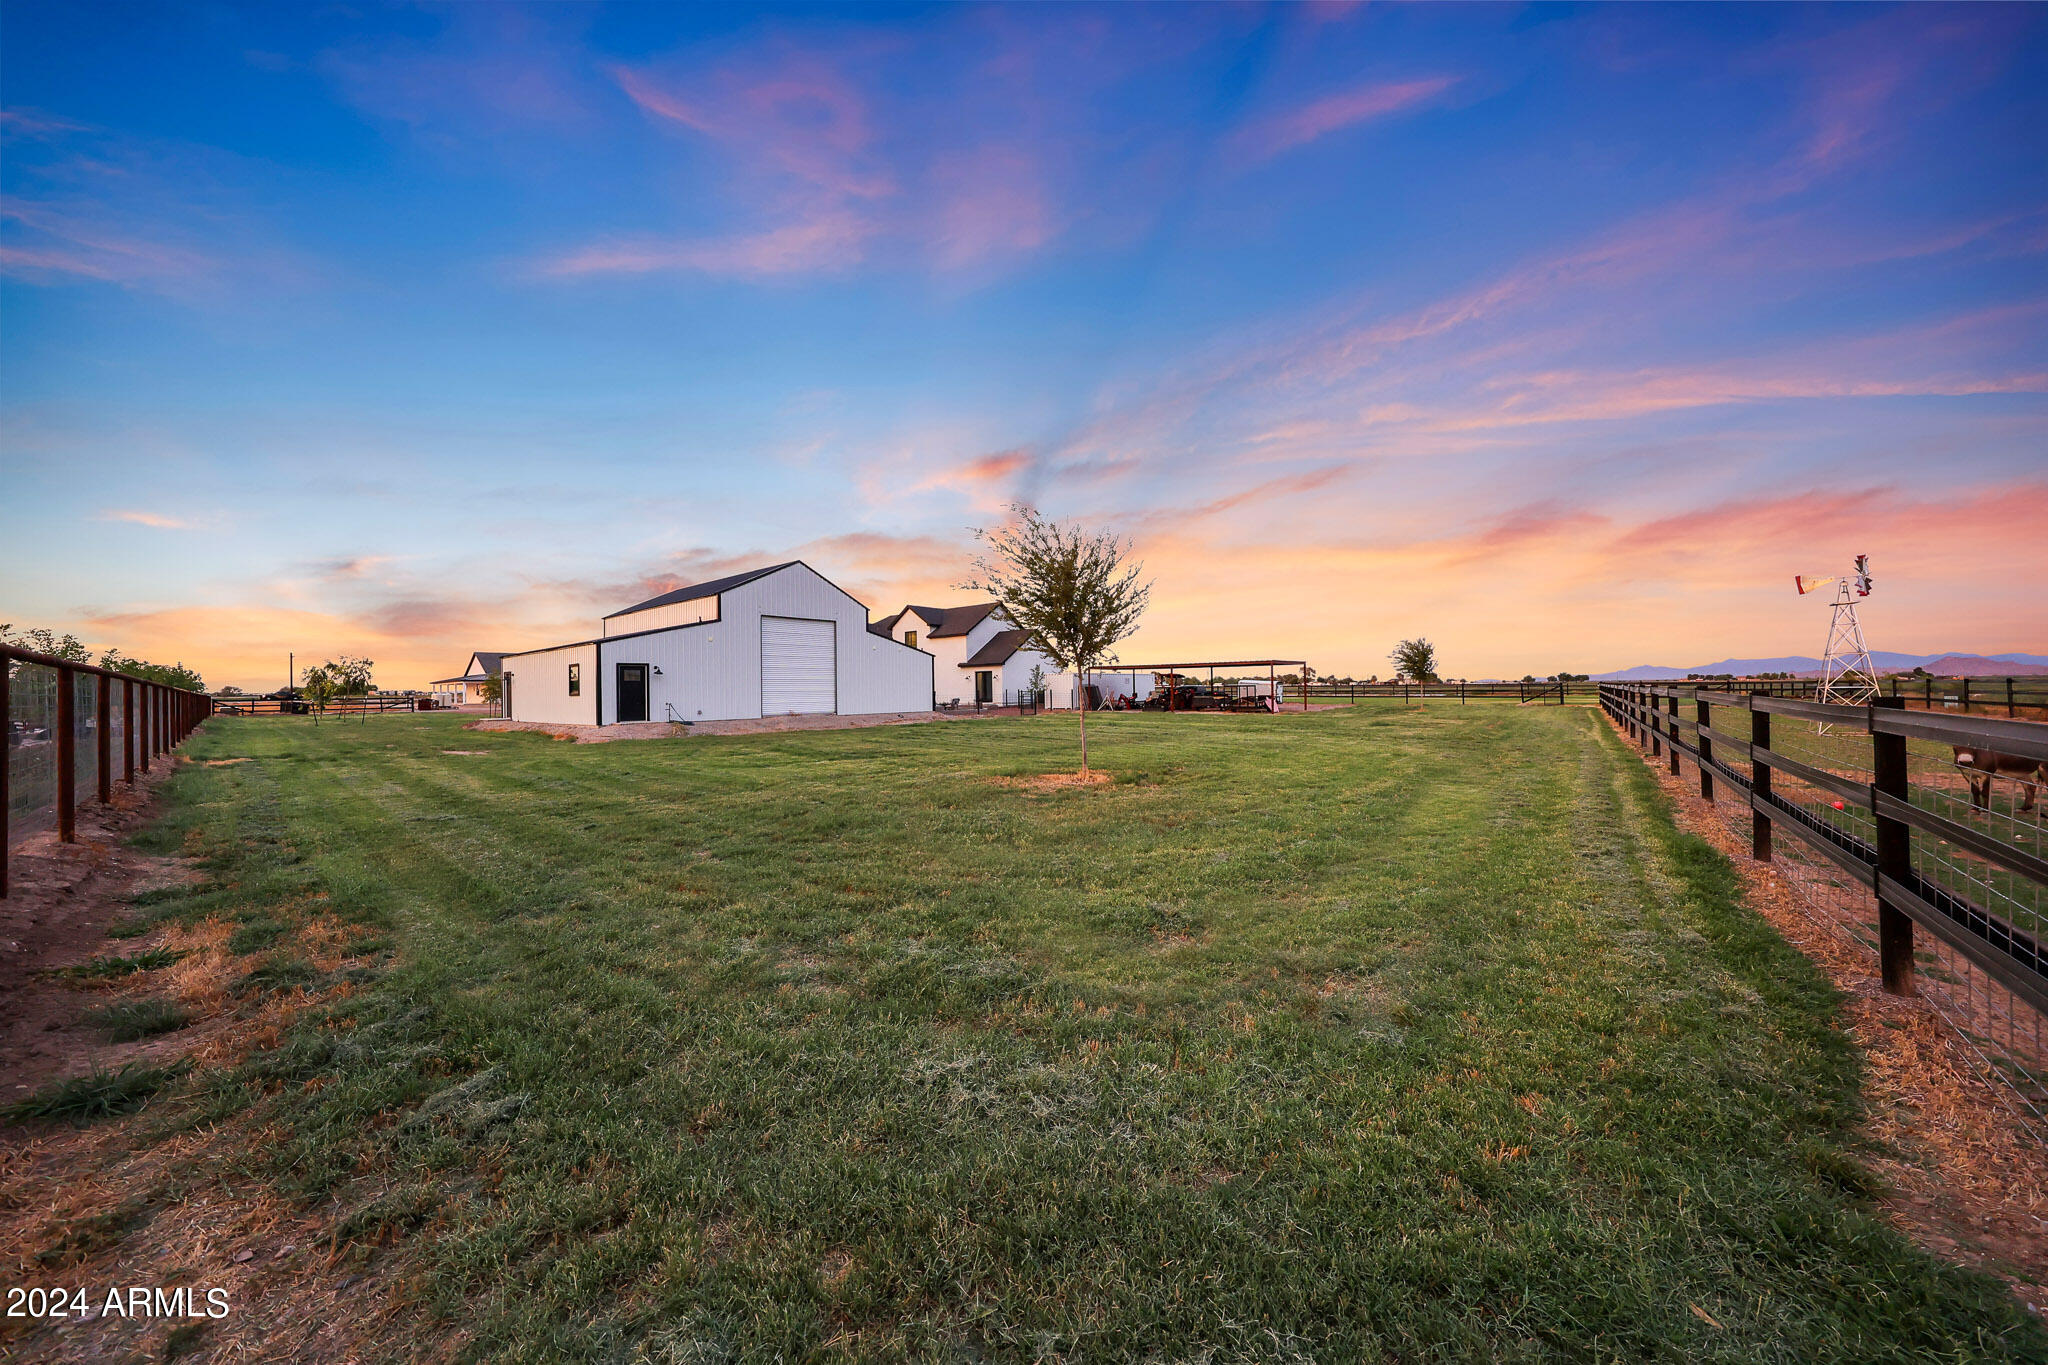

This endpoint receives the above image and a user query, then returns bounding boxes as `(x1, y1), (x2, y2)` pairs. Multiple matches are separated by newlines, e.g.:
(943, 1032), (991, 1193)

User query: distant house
(869, 602), (1063, 707)
(429, 651), (508, 707)
(501, 562), (931, 726)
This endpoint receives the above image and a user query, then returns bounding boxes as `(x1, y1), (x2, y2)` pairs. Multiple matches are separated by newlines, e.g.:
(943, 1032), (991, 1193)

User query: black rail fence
(3, 643), (215, 899)
(1601, 682), (2048, 1136)
(210, 693), (430, 716)
(1309, 676), (2048, 713)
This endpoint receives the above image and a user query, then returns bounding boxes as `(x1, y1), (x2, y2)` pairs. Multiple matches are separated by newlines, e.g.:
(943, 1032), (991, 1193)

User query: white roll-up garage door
(760, 616), (837, 715)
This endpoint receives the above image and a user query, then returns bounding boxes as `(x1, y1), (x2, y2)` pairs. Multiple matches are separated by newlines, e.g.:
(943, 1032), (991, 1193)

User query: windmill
(1796, 555), (1878, 729)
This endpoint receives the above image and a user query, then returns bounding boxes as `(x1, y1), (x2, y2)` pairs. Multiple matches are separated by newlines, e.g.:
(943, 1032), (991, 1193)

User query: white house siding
(500, 641), (599, 726)
(585, 564), (931, 724)
(999, 648), (1057, 699)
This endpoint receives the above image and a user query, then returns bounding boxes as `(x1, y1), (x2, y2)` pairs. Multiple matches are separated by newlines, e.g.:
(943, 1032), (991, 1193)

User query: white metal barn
(500, 562), (933, 726)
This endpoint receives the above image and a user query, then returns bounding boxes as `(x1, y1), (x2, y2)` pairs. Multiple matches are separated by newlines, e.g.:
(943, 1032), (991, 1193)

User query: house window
(904, 630), (919, 649)
(568, 663), (581, 696)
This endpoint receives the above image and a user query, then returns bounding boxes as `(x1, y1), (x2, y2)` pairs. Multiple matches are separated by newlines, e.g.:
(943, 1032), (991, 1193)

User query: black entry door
(616, 664), (648, 722)
(975, 670), (994, 704)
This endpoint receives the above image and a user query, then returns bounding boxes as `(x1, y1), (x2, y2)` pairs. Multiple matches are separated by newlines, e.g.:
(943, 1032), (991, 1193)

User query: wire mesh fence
(6, 659), (62, 844)
(1601, 684), (2048, 1142)
(3, 645), (214, 898)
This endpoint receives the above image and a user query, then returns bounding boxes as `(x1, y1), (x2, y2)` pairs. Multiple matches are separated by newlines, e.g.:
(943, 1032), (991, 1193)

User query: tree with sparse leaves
(301, 657), (375, 724)
(962, 504), (1151, 775)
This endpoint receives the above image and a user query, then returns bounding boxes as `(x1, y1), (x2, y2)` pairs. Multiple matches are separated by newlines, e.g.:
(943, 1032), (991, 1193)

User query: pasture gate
(1601, 683), (2048, 1138)
(2, 642), (215, 898)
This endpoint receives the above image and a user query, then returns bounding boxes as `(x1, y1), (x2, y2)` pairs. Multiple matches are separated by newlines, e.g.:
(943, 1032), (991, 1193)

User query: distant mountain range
(1592, 652), (2048, 681)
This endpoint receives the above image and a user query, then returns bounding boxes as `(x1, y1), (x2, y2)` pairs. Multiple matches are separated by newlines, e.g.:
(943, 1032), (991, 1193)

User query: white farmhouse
(428, 651), (508, 708)
(501, 562), (932, 726)
(868, 602), (1064, 708)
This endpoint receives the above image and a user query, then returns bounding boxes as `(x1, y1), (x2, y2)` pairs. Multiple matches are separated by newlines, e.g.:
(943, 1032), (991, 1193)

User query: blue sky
(4, 2), (2045, 688)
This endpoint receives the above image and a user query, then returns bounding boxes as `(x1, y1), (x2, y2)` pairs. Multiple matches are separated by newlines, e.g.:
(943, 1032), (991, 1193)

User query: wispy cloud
(99, 509), (195, 530)
(538, 212), (874, 280)
(0, 111), (309, 299)
(1236, 76), (1459, 161)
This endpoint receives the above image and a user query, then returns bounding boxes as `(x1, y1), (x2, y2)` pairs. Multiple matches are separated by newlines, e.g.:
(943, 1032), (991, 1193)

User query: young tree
(480, 672), (504, 712)
(963, 504), (1151, 775)
(1390, 638), (1438, 703)
(301, 657), (375, 724)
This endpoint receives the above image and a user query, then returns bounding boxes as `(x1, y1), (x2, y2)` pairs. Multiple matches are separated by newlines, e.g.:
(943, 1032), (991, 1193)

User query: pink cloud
(1238, 76), (1458, 161)
(927, 146), (1058, 270)
(612, 62), (892, 201)
(98, 509), (194, 530)
(0, 204), (219, 290)
(538, 210), (873, 279)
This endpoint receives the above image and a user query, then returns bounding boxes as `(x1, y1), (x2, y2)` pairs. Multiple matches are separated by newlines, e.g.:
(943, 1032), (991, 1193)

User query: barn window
(904, 630), (918, 649)
(568, 663), (581, 696)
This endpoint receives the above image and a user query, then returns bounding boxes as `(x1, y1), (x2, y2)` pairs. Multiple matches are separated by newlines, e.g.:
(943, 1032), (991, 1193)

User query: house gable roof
(884, 601), (1002, 639)
(469, 651), (507, 676)
(960, 628), (1035, 668)
(605, 562), (799, 620)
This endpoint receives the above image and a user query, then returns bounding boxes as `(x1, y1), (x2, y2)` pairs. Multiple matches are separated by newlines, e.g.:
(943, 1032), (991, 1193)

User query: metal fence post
(57, 664), (77, 843)
(123, 679), (135, 784)
(1751, 702), (1772, 862)
(1666, 694), (1680, 775)
(1871, 698), (1913, 996)
(1695, 693), (1714, 802)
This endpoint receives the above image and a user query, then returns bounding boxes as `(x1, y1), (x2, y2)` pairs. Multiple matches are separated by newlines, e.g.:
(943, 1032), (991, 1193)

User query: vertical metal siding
(502, 642), (598, 725)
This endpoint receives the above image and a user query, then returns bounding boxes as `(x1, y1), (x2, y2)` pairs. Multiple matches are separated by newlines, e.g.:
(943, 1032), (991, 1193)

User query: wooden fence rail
(4, 643), (215, 898)
(1599, 682), (2048, 1017)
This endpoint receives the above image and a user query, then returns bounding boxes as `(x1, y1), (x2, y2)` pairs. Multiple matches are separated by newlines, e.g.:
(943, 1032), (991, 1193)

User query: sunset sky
(4, 2), (2045, 691)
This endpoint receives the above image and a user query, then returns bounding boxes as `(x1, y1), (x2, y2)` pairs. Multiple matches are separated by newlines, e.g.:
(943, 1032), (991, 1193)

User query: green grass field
(71, 707), (2048, 1361)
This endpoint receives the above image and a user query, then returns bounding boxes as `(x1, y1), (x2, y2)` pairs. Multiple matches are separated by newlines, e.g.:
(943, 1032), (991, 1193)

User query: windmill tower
(1796, 555), (1878, 725)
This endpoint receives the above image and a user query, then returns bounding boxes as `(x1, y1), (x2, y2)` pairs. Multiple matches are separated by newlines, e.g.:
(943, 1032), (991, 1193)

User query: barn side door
(616, 664), (648, 723)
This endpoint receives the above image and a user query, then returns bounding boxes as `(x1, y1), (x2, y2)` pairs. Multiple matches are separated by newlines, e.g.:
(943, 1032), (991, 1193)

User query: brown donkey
(1952, 745), (2047, 812)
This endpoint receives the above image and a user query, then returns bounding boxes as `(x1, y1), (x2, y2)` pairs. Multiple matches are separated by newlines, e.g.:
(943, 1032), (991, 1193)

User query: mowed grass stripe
(90, 708), (2048, 1363)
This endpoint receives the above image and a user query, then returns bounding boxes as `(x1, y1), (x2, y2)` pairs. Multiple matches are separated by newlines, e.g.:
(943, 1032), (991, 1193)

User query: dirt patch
(992, 770), (1116, 792)
(203, 758), (252, 767)
(468, 710), (1012, 743)
(465, 719), (686, 744)
(439, 750), (491, 756)
(1, 762), (207, 1098)
(1, 762), (415, 1363)
(1602, 711), (2048, 1316)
